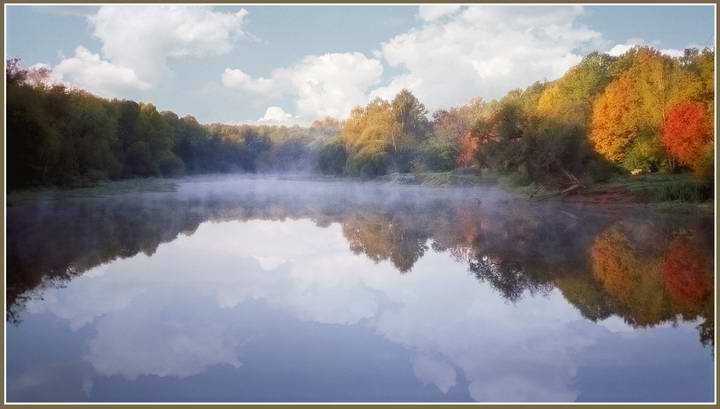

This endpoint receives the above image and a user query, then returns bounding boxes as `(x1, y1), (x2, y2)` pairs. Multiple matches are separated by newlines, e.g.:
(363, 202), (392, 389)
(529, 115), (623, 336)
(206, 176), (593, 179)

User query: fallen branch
(560, 168), (583, 187)
(531, 183), (582, 201)
(527, 185), (543, 200)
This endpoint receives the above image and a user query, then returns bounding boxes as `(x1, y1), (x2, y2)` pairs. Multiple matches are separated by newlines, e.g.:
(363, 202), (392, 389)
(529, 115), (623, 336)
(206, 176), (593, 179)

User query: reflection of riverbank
(8, 219), (714, 402)
(7, 177), (714, 348)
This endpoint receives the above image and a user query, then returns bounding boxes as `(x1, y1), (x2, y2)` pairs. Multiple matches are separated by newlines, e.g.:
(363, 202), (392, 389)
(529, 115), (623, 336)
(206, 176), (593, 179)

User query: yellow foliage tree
(589, 47), (705, 169)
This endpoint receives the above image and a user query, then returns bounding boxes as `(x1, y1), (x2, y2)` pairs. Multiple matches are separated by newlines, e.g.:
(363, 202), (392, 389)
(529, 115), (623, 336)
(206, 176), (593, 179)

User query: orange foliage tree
(590, 48), (706, 171)
(457, 132), (479, 168)
(661, 101), (713, 170)
(589, 74), (641, 163)
(459, 118), (497, 168)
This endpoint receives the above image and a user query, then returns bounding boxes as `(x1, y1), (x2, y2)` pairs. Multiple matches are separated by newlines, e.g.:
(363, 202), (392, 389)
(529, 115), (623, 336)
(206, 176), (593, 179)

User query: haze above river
(6, 175), (715, 402)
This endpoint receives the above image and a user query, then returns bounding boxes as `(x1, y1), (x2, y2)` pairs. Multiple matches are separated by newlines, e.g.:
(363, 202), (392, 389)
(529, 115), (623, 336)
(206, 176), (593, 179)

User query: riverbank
(381, 170), (714, 214)
(7, 171), (714, 214)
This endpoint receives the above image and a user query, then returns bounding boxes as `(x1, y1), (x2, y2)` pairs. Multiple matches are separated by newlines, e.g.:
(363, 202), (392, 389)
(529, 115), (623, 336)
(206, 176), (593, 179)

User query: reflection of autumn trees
(589, 223), (714, 346)
(469, 256), (536, 302)
(662, 238), (712, 306)
(7, 188), (714, 348)
(342, 209), (430, 273)
(590, 225), (663, 326)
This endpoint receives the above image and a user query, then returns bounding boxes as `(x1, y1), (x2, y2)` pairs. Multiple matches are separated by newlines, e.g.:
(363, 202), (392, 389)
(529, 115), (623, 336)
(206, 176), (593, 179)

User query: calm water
(6, 176), (715, 402)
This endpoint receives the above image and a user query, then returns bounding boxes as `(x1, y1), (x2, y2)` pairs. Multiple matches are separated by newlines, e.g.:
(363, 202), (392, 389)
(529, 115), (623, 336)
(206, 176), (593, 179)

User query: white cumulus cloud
(223, 52), (384, 123)
(90, 5), (249, 81)
(606, 38), (685, 58)
(373, 5), (604, 111)
(257, 106), (295, 125)
(222, 68), (276, 95)
(52, 46), (151, 97)
(277, 52), (384, 120)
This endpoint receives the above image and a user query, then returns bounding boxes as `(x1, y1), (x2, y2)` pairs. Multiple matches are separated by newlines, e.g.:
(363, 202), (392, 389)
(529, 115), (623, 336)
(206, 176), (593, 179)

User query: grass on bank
(7, 177), (178, 206)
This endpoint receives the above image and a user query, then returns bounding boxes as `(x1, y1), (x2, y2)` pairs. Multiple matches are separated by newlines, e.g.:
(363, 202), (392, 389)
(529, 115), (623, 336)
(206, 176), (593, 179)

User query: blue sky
(6, 5), (715, 125)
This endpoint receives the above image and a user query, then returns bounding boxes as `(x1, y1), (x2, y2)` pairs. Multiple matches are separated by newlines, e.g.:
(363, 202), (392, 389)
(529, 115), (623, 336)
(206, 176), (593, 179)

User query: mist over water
(6, 175), (715, 402)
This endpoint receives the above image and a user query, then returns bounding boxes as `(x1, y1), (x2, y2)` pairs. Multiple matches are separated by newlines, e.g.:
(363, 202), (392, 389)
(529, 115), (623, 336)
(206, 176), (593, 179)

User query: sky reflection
(6, 177), (715, 402)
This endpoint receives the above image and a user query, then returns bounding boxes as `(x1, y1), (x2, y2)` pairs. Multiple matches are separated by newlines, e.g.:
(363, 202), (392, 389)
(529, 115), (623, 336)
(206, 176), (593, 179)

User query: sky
(5, 4), (716, 126)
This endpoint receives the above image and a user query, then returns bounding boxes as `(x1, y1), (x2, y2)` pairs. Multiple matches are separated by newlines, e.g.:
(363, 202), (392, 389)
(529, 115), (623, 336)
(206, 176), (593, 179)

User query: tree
(342, 98), (395, 176)
(429, 99), (490, 170)
(391, 89), (430, 141)
(590, 47), (705, 171)
(310, 117), (342, 140)
(537, 52), (615, 127)
(662, 101), (713, 170)
(389, 90), (430, 171)
(590, 66), (647, 165)
(317, 140), (347, 175)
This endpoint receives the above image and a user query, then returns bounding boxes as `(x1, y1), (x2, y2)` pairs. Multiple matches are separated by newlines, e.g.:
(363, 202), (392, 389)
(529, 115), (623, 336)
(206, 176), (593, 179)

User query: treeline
(6, 46), (715, 190)
(327, 47), (715, 188)
(7, 59), (340, 190)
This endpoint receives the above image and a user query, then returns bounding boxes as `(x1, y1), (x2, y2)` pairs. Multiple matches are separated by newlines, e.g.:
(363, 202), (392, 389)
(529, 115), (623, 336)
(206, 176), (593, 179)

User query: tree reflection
(590, 223), (714, 346)
(662, 237), (713, 306)
(342, 209), (430, 273)
(6, 184), (714, 347)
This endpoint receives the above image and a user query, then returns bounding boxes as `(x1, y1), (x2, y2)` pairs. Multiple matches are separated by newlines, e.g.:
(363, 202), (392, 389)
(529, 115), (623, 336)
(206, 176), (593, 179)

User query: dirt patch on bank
(563, 189), (639, 205)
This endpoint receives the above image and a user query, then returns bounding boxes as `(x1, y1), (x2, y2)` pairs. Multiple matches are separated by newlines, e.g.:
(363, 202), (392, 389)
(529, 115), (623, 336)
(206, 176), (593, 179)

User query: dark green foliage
(391, 89), (430, 141)
(418, 137), (458, 171)
(6, 60), (276, 190)
(347, 150), (388, 178)
(317, 141), (347, 175)
(636, 177), (712, 202)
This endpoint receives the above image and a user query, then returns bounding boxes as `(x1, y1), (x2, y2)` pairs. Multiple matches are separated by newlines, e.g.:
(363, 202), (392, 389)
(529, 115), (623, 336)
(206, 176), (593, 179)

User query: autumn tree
(662, 101), (713, 171)
(342, 98), (395, 176)
(537, 52), (615, 127)
(463, 117), (496, 168)
(590, 47), (705, 171)
(426, 98), (490, 170)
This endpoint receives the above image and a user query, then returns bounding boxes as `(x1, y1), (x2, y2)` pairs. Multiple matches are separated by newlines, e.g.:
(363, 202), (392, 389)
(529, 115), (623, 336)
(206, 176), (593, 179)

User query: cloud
(32, 6), (250, 98)
(23, 218), (593, 399)
(86, 307), (243, 380)
(257, 106), (295, 125)
(659, 48), (686, 58)
(51, 46), (151, 96)
(90, 5), (248, 81)
(222, 68), (276, 95)
(413, 355), (457, 394)
(606, 38), (645, 56)
(278, 53), (383, 120)
(417, 5), (463, 22)
(223, 52), (383, 123)
(20, 211), (705, 401)
(607, 38), (685, 58)
(372, 5), (604, 111)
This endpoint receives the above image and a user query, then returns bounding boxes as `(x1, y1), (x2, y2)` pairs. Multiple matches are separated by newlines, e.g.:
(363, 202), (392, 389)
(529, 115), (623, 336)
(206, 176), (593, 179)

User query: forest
(6, 46), (715, 193)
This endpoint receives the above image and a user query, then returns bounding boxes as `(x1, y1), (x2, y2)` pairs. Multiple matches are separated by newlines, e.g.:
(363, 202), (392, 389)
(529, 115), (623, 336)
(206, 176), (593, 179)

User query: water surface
(6, 176), (715, 402)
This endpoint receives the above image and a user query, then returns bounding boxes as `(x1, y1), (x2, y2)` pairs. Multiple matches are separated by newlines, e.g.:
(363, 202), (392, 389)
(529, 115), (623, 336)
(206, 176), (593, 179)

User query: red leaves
(662, 102), (712, 169)
(662, 238), (712, 305)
